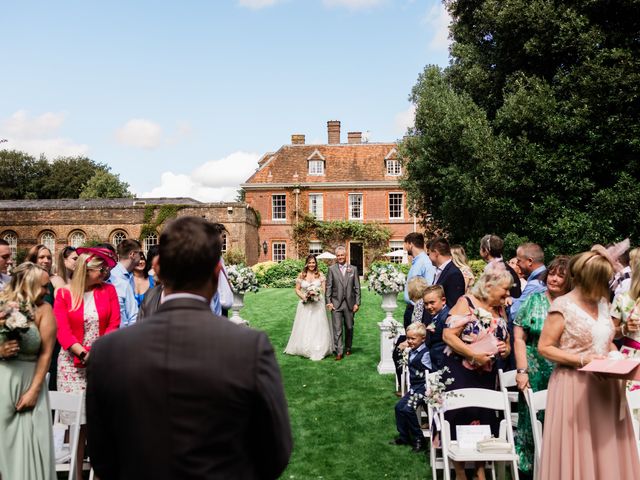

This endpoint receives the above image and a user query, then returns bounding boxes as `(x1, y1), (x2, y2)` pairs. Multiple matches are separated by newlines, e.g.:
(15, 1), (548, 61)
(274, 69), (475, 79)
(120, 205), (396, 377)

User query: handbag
(73, 346), (91, 368)
(475, 437), (513, 453)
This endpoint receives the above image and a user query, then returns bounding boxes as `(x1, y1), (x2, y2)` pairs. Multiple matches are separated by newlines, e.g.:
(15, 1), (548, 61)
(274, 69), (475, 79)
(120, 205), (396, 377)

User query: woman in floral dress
(611, 255), (640, 358)
(54, 247), (120, 478)
(513, 256), (571, 477)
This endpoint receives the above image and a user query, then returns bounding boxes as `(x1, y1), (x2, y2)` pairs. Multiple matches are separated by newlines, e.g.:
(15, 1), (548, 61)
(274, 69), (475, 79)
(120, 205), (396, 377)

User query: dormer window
(386, 159), (401, 176)
(308, 160), (324, 175)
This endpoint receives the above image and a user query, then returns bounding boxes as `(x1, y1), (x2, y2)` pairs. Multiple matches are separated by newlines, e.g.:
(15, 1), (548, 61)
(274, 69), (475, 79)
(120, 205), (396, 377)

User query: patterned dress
(513, 292), (554, 475)
(57, 291), (100, 423)
(611, 291), (640, 358)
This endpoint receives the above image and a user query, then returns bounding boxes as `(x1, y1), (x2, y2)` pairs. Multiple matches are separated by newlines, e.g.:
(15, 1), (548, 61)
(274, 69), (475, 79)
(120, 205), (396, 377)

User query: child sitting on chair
(423, 285), (450, 371)
(390, 321), (431, 452)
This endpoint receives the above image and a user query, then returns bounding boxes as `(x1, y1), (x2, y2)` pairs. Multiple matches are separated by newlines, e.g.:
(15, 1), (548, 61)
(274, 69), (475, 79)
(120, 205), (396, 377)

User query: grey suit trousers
(332, 302), (354, 356)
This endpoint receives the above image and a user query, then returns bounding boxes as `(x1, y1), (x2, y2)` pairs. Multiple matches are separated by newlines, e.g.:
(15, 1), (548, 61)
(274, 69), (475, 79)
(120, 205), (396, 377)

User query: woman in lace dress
(538, 247), (640, 479)
(54, 247), (121, 478)
(284, 255), (333, 361)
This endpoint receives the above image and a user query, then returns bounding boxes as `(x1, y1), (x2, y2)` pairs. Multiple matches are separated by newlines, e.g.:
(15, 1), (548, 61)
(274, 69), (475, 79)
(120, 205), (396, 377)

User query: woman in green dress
(513, 256), (571, 478)
(0, 262), (57, 480)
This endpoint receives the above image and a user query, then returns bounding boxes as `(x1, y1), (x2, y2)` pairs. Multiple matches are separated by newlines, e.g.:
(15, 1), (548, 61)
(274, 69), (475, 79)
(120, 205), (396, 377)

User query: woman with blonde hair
(451, 245), (475, 291)
(538, 245), (640, 479)
(612, 254), (640, 358)
(0, 262), (57, 479)
(54, 247), (120, 478)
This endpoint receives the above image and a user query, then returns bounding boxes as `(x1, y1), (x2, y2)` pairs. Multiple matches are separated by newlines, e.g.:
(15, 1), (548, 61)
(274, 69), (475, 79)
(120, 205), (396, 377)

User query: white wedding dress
(284, 279), (334, 361)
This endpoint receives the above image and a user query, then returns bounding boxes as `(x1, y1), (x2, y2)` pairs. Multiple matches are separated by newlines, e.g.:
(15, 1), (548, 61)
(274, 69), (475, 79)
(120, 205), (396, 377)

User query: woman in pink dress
(538, 246), (640, 479)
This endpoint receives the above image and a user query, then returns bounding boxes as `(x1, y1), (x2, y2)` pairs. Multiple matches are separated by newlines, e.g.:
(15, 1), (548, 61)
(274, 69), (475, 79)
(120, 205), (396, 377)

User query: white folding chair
(426, 372), (446, 480)
(626, 388), (640, 459)
(524, 388), (547, 480)
(498, 369), (519, 426)
(49, 390), (84, 480)
(439, 388), (519, 480)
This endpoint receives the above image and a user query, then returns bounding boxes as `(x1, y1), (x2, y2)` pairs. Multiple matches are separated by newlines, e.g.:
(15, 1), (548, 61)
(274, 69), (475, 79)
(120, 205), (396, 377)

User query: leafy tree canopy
(400, 0), (640, 257)
(0, 150), (133, 200)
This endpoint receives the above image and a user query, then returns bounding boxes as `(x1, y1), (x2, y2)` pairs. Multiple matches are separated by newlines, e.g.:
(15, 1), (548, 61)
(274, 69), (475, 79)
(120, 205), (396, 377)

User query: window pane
(348, 194), (363, 220)
(308, 160), (324, 175)
(389, 193), (403, 219)
(41, 232), (56, 255)
(386, 159), (401, 176)
(309, 241), (322, 256)
(272, 242), (286, 262)
(144, 234), (158, 254)
(112, 231), (127, 247)
(389, 240), (404, 264)
(309, 194), (323, 220)
(3, 232), (18, 260)
(272, 195), (287, 220)
(221, 233), (227, 253)
(69, 231), (86, 248)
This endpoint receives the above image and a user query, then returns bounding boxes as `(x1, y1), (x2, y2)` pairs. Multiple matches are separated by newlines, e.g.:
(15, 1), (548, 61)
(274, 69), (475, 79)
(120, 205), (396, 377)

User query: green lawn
(242, 288), (431, 480)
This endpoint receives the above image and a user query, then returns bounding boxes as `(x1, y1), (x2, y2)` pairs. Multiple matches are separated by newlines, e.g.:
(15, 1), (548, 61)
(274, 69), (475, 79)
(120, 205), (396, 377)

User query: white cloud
(115, 118), (163, 149)
(394, 104), (416, 134)
(0, 110), (89, 157)
(238, 0), (284, 9)
(323, 0), (386, 9)
(140, 151), (260, 202)
(423, 2), (451, 51)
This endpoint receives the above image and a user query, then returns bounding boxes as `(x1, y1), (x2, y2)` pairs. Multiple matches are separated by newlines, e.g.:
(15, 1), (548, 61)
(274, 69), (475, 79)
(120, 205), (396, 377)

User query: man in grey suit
(86, 216), (292, 480)
(325, 246), (361, 360)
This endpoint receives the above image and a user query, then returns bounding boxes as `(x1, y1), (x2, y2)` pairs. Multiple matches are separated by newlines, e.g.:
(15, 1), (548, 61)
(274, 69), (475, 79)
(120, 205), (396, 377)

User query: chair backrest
(49, 390), (84, 480)
(498, 369), (517, 389)
(444, 388), (510, 412)
(628, 389), (640, 411)
(525, 388), (547, 480)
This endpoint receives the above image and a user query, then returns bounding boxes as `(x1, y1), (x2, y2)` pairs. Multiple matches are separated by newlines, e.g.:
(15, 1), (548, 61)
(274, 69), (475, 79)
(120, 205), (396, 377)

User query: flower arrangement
(0, 300), (34, 341)
(367, 263), (406, 295)
(303, 284), (322, 303)
(408, 366), (456, 410)
(226, 265), (259, 294)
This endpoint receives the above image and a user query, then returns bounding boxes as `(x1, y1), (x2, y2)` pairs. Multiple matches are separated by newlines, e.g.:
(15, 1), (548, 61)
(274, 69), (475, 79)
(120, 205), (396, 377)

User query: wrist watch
(516, 368), (528, 374)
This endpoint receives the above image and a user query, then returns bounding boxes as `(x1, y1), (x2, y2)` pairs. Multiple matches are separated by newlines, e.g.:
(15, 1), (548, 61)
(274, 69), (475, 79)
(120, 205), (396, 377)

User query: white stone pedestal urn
(377, 291), (403, 374)
(229, 292), (249, 325)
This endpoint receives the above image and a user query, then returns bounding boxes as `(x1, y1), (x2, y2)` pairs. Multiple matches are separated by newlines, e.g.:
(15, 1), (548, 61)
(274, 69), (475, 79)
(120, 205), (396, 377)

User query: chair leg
(511, 460), (520, 480)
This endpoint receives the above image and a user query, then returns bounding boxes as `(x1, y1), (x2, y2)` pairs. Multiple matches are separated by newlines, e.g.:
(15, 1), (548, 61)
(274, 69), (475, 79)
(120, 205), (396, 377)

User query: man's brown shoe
(335, 354), (343, 361)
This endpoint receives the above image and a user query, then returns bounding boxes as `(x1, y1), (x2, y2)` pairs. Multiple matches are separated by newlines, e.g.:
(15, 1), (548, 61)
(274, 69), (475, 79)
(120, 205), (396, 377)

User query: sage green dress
(513, 292), (554, 475)
(0, 324), (56, 480)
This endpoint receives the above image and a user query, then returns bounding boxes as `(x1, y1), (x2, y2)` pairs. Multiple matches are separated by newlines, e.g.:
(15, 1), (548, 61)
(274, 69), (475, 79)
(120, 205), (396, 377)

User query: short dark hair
(159, 216), (222, 291)
(0, 239), (9, 247)
(117, 239), (142, 259)
(96, 243), (117, 255)
(428, 236), (451, 256)
(480, 234), (504, 258)
(403, 232), (424, 249)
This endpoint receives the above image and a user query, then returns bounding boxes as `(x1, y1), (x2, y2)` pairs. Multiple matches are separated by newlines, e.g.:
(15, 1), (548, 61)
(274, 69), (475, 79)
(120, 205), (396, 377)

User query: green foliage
(223, 248), (246, 266)
(256, 258), (329, 288)
(15, 248), (28, 265)
(80, 170), (133, 199)
(468, 259), (487, 280)
(0, 150), (133, 199)
(139, 205), (185, 240)
(81, 238), (104, 248)
(401, 1), (640, 255)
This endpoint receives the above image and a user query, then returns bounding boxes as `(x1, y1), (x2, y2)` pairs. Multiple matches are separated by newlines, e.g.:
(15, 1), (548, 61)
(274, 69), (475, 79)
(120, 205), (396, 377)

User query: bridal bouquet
(367, 263), (406, 295)
(0, 300), (34, 341)
(303, 284), (322, 303)
(227, 265), (259, 294)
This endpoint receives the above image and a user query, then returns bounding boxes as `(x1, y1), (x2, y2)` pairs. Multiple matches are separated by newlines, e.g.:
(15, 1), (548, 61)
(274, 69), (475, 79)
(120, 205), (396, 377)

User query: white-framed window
(272, 194), (287, 221)
(308, 160), (324, 175)
(386, 159), (402, 176)
(221, 233), (227, 253)
(272, 242), (286, 262)
(309, 241), (323, 256)
(309, 193), (323, 220)
(111, 230), (127, 248)
(69, 231), (86, 248)
(2, 232), (18, 260)
(40, 231), (56, 255)
(143, 233), (159, 254)
(389, 240), (404, 264)
(348, 193), (363, 220)
(389, 193), (404, 219)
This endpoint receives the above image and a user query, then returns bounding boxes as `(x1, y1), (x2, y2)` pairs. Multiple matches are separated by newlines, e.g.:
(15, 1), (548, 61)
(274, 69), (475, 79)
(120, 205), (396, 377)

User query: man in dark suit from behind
(86, 216), (292, 480)
(427, 237), (466, 308)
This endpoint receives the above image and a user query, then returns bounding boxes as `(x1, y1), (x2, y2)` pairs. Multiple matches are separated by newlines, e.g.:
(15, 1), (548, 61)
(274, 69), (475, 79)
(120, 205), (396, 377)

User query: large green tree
(400, 0), (640, 256)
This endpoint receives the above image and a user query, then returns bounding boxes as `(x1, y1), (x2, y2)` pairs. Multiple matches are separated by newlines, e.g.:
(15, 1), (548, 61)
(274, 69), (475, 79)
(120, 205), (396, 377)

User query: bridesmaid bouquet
(303, 284), (322, 303)
(0, 300), (34, 341)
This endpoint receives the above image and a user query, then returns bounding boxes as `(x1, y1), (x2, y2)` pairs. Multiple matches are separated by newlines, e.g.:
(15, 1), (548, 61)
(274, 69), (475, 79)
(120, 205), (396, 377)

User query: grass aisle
(243, 288), (430, 480)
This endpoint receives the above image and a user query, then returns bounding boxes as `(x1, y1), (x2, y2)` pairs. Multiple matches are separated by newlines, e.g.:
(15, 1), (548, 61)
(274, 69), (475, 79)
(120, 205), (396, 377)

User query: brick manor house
(241, 120), (418, 273)
(0, 198), (260, 266)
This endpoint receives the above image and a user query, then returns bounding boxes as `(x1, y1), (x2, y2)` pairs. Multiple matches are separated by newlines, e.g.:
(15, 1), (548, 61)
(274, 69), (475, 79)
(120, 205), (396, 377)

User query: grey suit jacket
(325, 263), (361, 311)
(86, 298), (292, 480)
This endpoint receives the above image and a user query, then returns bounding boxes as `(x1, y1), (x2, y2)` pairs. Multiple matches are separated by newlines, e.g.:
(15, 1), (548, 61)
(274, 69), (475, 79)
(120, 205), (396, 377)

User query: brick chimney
(327, 120), (341, 144)
(291, 134), (305, 145)
(347, 131), (362, 144)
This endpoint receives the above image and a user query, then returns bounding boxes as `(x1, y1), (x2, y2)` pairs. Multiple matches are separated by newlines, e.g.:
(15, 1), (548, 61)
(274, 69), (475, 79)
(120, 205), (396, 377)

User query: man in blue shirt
(511, 242), (547, 321)
(110, 239), (141, 327)
(403, 232), (436, 326)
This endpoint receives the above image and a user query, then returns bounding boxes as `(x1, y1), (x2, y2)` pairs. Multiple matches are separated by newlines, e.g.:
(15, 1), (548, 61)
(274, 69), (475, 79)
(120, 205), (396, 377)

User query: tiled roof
(243, 143), (398, 185)
(0, 197), (202, 210)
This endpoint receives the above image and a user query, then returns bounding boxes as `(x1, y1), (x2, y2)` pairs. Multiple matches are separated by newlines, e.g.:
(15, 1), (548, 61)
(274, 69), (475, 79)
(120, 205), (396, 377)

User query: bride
(284, 255), (334, 361)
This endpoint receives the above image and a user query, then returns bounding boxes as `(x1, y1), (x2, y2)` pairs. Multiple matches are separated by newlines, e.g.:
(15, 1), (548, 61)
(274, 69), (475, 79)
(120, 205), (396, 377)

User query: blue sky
(0, 0), (451, 201)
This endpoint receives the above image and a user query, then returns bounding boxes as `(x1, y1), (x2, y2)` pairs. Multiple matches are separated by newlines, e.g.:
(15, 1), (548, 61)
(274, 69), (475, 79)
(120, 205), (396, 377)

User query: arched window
(2, 231), (18, 260)
(221, 233), (227, 253)
(40, 231), (56, 256)
(69, 231), (86, 248)
(143, 233), (158, 254)
(111, 230), (128, 248)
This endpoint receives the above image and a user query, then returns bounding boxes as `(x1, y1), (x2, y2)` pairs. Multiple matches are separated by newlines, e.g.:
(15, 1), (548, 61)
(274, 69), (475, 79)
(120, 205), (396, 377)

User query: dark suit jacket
(86, 298), (292, 480)
(137, 284), (163, 321)
(436, 261), (466, 308)
(424, 304), (450, 371)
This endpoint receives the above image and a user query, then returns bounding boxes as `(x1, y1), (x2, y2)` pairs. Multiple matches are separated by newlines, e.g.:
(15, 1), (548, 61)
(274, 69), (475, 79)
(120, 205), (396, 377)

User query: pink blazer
(54, 283), (121, 350)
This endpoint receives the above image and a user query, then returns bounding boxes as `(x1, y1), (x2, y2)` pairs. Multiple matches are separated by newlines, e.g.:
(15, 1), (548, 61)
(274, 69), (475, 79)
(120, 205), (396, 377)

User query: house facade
(241, 120), (417, 273)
